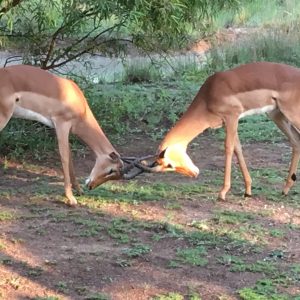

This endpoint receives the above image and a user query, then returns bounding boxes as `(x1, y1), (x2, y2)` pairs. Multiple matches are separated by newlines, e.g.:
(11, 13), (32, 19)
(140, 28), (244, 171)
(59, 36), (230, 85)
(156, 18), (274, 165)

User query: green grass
(0, 211), (15, 221)
(122, 243), (151, 258)
(175, 246), (208, 267)
(152, 293), (184, 300)
(214, 0), (300, 29)
(33, 297), (61, 300)
(238, 279), (299, 300)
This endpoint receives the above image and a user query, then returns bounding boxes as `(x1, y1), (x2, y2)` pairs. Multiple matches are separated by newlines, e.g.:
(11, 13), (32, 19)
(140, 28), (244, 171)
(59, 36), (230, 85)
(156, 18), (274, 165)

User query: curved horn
(120, 154), (158, 180)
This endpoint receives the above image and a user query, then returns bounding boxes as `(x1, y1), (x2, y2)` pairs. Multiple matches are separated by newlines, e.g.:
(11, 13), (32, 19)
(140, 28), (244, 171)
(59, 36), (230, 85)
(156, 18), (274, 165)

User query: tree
(0, 0), (239, 70)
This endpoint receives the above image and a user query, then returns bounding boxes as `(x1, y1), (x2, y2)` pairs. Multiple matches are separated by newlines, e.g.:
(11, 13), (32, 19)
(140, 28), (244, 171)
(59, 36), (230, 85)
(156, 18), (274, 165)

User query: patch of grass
(214, 0), (300, 29)
(0, 211), (15, 221)
(231, 260), (277, 274)
(123, 59), (162, 83)
(175, 246), (208, 267)
(152, 292), (184, 300)
(269, 229), (285, 238)
(213, 210), (254, 225)
(106, 218), (139, 243)
(72, 218), (103, 237)
(123, 243), (151, 258)
(217, 254), (245, 267)
(26, 266), (43, 277)
(0, 242), (6, 250)
(55, 281), (68, 293)
(84, 293), (111, 300)
(238, 278), (297, 300)
(33, 297), (60, 300)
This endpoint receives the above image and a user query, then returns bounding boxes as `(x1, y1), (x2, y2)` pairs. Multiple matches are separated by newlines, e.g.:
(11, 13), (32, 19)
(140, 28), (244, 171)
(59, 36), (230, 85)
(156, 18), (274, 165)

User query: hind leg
(0, 105), (14, 131)
(268, 109), (300, 195)
(283, 148), (300, 195)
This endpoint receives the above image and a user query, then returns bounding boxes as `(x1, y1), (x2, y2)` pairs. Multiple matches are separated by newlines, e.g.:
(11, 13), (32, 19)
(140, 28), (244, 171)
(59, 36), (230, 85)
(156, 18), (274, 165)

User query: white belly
(13, 106), (54, 128)
(239, 104), (276, 119)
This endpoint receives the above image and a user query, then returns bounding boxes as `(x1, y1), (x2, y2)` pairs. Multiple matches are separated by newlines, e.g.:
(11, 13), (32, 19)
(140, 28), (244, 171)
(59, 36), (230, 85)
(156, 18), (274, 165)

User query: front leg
(69, 150), (83, 196)
(234, 134), (252, 197)
(218, 117), (239, 201)
(55, 121), (77, 206)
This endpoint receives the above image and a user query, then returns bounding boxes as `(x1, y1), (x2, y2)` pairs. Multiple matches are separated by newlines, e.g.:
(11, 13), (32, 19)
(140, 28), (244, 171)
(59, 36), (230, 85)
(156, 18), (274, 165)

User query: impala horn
(120, 154), (158, 180)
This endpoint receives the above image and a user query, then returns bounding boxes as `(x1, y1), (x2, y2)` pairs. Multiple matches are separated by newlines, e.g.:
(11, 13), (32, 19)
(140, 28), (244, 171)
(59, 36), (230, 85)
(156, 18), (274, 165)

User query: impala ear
(109, 152), (119, 161)
(158, 148), (167, 159)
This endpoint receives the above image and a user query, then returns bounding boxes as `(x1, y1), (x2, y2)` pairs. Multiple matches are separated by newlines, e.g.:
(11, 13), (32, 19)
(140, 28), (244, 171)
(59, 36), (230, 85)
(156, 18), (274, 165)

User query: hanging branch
(0, 0), (23, 16)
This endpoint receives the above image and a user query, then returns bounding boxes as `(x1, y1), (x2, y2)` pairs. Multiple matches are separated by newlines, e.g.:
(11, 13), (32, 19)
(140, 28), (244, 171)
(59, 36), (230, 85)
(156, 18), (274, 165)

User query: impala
(0, 64), (123, 206)
(150, 61), (300, 200)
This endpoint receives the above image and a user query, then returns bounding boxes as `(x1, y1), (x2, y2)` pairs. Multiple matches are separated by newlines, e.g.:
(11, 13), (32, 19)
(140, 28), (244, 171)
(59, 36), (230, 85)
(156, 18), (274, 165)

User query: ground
(0, 134), (300, 300)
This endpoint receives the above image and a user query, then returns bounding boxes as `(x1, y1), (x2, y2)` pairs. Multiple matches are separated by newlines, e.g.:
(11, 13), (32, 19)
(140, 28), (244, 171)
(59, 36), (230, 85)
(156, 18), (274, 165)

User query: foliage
(0, 0), (238, 69)
(207, 27), (300, 72)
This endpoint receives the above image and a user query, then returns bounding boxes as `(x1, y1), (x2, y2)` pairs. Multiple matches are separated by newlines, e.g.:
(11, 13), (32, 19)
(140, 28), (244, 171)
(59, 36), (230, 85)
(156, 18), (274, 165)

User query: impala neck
(73, 108), (117, 156)
(159, 96), (220, 151)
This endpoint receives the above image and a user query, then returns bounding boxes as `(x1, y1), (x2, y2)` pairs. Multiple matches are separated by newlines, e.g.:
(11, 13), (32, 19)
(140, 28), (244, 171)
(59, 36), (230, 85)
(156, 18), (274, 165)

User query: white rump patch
(239, 105), (276, 119)
(13, 106), (54, 128)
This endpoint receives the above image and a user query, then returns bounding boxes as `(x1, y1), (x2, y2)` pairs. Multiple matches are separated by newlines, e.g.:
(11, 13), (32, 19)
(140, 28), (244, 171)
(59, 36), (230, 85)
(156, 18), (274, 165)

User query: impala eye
(108, 169), (114, 175)
(167, 164), (173, 169)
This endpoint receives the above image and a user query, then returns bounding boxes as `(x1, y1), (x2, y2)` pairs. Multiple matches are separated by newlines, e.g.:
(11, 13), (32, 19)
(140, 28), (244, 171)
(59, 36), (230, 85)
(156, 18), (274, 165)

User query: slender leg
(234, 134), (252, 197)
(54, 121), (77, 206)
(283, 148), (300, 195)
(69, 150), (83, 195)
(268, 109), (300, 195)
(218, 117), (239, 200)
(0, 100), (15, 131)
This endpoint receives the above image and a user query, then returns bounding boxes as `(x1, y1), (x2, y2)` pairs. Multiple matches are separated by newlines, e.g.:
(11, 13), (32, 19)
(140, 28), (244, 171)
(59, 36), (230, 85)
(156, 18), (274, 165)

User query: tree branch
(43, 38), (132, 70)
(44, 20), (127, 69)
(0, 0), (23, 16)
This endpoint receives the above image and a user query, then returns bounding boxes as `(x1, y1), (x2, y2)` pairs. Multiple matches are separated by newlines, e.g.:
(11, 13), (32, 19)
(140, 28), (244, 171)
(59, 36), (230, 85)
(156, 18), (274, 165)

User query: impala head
(86, 152), (123, 190)
(154, 144), (199, 178)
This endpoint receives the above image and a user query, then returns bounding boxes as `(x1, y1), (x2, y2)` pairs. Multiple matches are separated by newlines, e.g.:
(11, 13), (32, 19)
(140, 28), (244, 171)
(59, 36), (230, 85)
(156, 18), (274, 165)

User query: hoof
(244, 193), (252, 198)
(75, 189), (84, 196)
(67, 197), (78, 207)
(217, 196), (226, 202)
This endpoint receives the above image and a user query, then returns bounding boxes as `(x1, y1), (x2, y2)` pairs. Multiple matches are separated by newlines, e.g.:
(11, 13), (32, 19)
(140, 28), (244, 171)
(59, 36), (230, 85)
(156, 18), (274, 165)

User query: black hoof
(244, 193), (252, 198)
(217, 196), (226, 202)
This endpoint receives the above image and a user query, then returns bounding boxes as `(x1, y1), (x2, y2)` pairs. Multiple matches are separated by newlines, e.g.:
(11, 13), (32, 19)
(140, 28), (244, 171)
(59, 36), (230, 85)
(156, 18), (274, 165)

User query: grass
(0, 210), (15, 221)
(175, 246), (208, 267)
(214, 0), (300, 29)
(1, 170), (300, 298)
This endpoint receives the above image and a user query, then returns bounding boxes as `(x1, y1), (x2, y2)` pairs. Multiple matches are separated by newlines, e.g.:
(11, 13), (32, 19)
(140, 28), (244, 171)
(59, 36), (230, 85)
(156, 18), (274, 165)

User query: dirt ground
(0, 134), (300, 300)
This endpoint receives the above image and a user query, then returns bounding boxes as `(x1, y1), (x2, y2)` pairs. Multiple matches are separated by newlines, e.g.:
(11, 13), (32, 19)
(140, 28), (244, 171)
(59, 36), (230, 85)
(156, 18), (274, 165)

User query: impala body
(154, 62), (300, 200)
(0, 65), (123, 205)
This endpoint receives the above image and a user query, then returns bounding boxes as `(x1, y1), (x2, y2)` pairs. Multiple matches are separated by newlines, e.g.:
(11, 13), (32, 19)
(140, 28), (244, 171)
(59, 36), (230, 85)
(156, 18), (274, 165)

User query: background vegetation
(1, 0), (300, 160)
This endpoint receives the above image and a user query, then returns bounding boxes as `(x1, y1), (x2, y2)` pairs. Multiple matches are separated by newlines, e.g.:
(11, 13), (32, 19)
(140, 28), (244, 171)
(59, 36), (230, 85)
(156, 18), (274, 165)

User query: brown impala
(148, 62), (300, 200)
(0, 65), (123, 206)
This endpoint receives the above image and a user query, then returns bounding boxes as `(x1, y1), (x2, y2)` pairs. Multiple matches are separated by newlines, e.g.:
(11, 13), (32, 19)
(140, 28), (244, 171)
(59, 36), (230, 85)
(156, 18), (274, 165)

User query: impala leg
(218, 118), (239, 201)
(234, 134), (252, 197)
(268, 109), (300, 195)
(55, 121), (77, 206)
(69, 150), (83, 195)
(0, 99), (14, 131)
(283, 148), (300, 195)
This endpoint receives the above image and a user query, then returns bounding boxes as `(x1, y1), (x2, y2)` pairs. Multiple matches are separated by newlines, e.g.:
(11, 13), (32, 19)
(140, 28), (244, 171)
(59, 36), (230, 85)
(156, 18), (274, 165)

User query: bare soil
(0, 134), (300, 300)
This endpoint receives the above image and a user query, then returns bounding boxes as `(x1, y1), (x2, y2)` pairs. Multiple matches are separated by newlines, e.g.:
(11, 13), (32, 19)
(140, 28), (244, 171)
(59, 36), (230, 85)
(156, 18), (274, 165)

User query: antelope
(147, 62), (300, 200)
(0, 64), (123, 206)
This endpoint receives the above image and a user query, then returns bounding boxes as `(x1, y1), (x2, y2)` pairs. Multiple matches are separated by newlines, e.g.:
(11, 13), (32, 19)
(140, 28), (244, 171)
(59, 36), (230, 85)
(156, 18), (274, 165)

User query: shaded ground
(0, 134), (300, 300)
